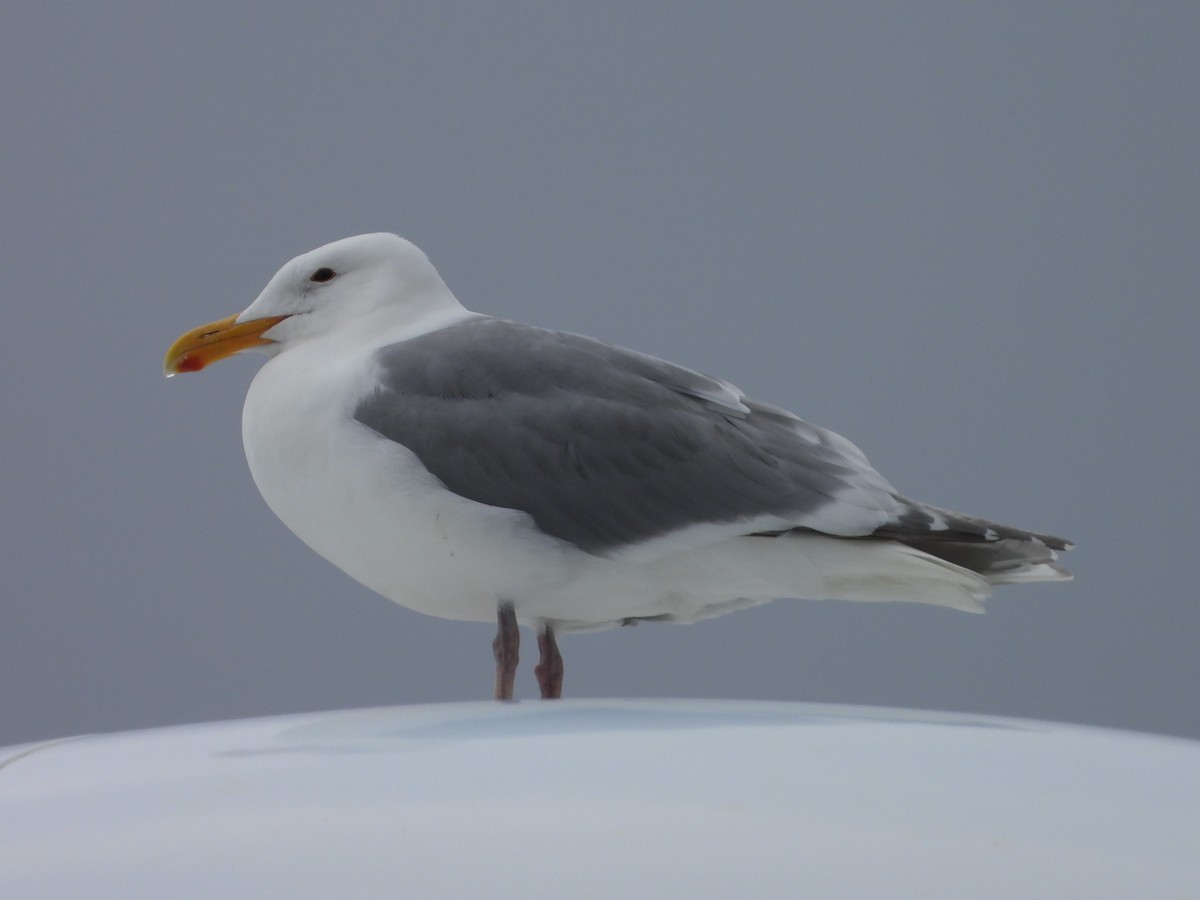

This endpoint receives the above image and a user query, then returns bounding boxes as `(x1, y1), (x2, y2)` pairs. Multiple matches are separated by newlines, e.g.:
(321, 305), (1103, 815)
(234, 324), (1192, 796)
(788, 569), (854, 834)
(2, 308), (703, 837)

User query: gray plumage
(354, 316), (1069, 580)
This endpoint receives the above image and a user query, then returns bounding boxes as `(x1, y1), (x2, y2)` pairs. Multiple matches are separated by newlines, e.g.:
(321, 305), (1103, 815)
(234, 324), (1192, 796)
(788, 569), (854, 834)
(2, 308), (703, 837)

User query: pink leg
(492, 604), (519, 701)
(535, 625), (564, 700)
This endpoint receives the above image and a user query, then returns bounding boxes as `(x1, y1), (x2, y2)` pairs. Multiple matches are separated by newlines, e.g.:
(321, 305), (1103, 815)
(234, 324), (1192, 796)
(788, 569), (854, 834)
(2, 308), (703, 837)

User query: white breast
(240, 314), (584, 624)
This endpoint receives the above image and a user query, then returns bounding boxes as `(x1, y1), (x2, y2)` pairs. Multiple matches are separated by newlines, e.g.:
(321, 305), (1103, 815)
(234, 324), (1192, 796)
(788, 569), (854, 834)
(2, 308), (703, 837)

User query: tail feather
(871, 499), (1073, 585)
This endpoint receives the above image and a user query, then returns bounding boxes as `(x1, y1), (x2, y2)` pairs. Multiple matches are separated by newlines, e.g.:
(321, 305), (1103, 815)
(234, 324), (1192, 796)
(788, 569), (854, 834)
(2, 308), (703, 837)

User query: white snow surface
(2, 700), (1197, 898)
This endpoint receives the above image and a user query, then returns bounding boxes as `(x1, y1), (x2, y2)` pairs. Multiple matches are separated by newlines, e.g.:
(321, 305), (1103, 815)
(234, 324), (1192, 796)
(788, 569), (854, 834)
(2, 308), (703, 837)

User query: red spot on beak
(174, 355), (205, 373)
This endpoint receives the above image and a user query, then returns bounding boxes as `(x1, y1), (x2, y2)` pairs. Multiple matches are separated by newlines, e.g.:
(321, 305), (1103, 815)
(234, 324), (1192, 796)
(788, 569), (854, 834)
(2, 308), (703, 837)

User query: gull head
(164, 233), (461, 375)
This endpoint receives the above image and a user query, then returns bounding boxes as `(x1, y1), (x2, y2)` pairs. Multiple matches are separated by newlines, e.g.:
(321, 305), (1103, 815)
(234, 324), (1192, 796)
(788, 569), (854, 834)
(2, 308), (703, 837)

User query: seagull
(164, 233), (1072, 700)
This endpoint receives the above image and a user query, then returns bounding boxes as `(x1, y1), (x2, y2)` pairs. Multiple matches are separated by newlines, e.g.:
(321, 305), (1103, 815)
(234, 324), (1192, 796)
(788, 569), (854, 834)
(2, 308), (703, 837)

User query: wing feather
(353, 317), (900, 555)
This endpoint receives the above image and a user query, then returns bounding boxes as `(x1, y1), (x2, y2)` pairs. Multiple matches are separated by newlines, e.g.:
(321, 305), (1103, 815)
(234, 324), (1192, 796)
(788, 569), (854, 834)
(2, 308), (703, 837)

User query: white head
(165, 234), (465, 374)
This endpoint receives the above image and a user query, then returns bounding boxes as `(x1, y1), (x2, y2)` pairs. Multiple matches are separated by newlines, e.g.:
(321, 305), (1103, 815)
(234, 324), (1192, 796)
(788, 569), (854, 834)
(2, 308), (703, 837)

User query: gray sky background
(3, 3), (1197, 746)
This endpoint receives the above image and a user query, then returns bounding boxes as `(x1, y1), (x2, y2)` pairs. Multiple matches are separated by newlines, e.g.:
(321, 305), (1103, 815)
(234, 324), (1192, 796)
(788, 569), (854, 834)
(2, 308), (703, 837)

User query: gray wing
(353, 317), (902, 556)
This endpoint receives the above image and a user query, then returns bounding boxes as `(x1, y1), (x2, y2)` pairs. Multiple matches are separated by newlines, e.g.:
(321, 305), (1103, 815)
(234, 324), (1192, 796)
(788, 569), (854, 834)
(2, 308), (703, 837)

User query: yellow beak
(163, 314), (290, 376)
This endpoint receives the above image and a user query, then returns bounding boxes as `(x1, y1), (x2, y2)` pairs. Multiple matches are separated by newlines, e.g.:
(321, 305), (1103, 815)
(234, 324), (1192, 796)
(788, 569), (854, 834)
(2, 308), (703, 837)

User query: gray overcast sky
(2, 3), (1197, 746)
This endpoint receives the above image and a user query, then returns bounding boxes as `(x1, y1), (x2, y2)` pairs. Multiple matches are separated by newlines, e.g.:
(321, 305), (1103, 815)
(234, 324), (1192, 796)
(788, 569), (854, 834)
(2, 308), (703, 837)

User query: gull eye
(309, 267), (337, 283)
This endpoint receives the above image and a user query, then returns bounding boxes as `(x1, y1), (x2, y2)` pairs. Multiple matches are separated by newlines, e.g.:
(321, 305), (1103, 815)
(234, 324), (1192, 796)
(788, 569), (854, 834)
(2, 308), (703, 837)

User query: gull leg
(535, 625), (564, 700)
(493, 603), (519, 701)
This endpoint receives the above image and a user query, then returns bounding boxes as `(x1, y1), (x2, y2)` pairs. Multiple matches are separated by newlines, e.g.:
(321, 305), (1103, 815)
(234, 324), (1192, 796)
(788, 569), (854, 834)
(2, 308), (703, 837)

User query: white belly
(242, 341), (579, 623)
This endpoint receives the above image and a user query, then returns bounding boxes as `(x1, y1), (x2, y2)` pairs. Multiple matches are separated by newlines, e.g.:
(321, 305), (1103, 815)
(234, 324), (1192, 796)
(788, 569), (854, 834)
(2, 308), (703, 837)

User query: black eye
(309, 267), (337, 283)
